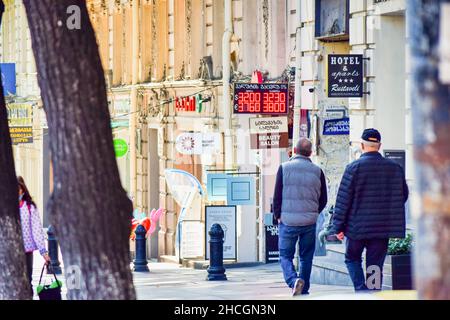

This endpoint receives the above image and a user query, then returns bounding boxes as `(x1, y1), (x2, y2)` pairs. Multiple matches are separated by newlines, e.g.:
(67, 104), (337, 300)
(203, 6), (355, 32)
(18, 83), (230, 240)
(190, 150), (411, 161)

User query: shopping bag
(37, 264), (62, 300)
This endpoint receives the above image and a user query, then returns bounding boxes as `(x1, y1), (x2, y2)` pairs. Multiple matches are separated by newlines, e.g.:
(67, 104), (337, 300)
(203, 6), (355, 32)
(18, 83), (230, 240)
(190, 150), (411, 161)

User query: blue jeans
(345, 238), (389, 291)
(278, 223), (316, 294)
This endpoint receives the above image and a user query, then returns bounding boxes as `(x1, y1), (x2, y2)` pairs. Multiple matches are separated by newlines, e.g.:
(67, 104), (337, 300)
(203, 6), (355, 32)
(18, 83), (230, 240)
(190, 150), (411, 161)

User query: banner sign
(205, 206), (237, 260)
(323, 117), (350, 135)
(0, 63), (16, 96)
(249, 117), (289, 149)
(7, 103), (33, 127)
(10, 126), (33, 145)
(265, 225), (280, 263)
(176, 132), (220, 155)
(328, 54), (363, 97)
(299, 109), (310, 139)
(227, 176), (255, 206)
(206, 174), (229, 201)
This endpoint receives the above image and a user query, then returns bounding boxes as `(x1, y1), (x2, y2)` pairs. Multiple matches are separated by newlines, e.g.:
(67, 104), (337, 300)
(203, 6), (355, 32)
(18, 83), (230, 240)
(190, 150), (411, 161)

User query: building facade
(87, 0), (412, 262)
(0, 0), (52, 226)
(0, 0), (412, 264)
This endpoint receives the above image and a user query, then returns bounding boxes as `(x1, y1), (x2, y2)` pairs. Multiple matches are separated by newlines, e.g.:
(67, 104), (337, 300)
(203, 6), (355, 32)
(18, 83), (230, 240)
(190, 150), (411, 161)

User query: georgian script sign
(323, 117), (350, 135)
(328, 54), (363, 98)
(249, 117), (289, 149)
(265, 225), (280, 263)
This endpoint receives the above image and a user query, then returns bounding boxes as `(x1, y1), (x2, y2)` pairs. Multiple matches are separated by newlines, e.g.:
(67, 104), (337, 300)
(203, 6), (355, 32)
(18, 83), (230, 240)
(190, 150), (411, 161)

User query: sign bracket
(226, 172), (261, 176)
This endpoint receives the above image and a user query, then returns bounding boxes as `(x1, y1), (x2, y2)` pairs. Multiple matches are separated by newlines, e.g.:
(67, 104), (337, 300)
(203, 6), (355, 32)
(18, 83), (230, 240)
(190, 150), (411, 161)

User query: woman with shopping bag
(18, 176), (51, 295)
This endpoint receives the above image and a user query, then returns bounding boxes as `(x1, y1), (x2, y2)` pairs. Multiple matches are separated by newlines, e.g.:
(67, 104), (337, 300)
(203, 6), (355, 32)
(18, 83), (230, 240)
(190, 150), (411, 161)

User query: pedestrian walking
(17, 176), (50, 294)
(323, 129), (409, 291)
(273, 138), (328, 296)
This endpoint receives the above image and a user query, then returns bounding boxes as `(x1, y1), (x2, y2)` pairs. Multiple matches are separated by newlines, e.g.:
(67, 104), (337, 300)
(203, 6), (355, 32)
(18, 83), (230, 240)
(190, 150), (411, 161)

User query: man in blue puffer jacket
(327, 128), (409, 291)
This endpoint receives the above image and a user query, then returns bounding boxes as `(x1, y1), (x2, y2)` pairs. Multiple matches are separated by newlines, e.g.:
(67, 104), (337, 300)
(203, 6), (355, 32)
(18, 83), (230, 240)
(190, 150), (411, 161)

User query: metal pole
(47, 225), (62, 274)
(223, 0), (233, 168)
(129, 0), (140, 202)
(292, 0), (302, 152)
(408, 0), (450, 300)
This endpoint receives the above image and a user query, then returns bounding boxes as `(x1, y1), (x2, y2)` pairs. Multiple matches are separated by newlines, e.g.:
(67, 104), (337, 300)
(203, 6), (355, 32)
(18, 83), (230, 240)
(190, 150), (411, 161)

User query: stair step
(311, 257), (353, 287)
(311, 242), (393, 289)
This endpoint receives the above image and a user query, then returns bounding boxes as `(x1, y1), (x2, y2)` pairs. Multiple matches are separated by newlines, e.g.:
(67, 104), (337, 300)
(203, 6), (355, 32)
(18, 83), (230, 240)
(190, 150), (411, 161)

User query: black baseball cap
(362, 128), (381, 143)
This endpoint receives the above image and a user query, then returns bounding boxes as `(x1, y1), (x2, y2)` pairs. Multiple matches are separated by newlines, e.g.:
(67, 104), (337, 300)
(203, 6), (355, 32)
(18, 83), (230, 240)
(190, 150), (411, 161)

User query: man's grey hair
(362, 140), (381, 149)
(296, 138), (313, 157)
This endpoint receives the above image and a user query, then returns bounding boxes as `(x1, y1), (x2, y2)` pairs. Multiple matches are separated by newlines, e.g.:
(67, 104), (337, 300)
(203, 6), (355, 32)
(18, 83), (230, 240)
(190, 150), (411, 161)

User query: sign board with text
(323, 117), (350, 135)
(233, 83), (288, 115)
(10, 126), (33, 145)
(384, 150), (406, 173)
(7, 103), (33, 127)
(205, 206), (237, 260)
(249, 117), (289, 149)
(265, 225), (280, 263)
(176, 132), (220, 155)
(328, 54), (363, 98)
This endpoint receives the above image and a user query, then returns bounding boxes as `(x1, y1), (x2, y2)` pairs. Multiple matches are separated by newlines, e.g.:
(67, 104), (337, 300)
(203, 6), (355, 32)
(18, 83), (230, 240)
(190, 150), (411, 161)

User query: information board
(205, 206), (237, 260)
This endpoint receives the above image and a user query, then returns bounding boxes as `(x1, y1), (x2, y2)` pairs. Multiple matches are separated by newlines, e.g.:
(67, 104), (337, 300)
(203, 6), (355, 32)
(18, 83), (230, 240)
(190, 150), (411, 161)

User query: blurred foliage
(388, 233), (413, 255)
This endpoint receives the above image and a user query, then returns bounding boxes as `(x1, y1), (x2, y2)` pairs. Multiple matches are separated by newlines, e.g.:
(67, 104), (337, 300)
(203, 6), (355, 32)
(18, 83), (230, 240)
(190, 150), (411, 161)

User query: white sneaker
(292, 278), (305, 296)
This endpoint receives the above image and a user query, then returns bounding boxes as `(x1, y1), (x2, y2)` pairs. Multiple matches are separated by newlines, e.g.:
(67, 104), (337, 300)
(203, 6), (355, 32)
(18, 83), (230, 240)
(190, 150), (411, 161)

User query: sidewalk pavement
(31, 252), (414, 300)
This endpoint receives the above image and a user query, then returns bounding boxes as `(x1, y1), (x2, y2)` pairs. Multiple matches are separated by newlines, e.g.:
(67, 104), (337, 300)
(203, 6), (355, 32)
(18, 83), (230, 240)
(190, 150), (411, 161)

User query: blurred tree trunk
(408, 0), (450, 299)
(0, 0), (31, 300)
(23, 0), (136, 299)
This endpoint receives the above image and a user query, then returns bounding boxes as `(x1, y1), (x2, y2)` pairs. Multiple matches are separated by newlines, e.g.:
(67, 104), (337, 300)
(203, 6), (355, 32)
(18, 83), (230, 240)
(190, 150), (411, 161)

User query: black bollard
(133, 225), (149, 272)
(207, 223), (227, 281)
(47, 225), (62, 274)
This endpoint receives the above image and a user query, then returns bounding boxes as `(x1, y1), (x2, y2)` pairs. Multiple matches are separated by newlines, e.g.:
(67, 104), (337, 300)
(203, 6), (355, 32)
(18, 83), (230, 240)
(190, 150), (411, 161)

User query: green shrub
(388, 233), (413, 255)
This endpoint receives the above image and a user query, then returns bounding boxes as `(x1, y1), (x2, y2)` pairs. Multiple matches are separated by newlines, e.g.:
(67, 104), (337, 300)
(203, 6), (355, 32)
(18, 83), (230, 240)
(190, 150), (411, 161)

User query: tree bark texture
(23, 1), (136, 299)
(408, 0), (450, 299)
(0, 0), (32, 300)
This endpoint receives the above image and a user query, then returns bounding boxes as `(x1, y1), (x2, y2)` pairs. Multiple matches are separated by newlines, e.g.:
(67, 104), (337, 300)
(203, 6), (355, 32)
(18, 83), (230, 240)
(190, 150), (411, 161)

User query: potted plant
(388, 233), (413, 290)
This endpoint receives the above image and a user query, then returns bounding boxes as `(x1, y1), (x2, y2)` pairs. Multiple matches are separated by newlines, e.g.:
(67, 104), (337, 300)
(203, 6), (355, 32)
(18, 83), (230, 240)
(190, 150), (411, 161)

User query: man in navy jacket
(327, 128), (409, 291)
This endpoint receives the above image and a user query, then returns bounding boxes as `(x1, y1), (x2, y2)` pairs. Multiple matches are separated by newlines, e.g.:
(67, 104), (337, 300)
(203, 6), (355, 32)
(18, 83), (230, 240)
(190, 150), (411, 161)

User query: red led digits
(234, 84), (288, 114)
(279, 92), (286, 112)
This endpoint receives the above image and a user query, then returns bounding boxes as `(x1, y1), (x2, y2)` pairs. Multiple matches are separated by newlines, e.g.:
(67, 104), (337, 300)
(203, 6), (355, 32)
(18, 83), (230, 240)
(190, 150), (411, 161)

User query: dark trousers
(278, 223), (316, 294)
(345, 238), (389, 291)
(25, 252), (33, 294)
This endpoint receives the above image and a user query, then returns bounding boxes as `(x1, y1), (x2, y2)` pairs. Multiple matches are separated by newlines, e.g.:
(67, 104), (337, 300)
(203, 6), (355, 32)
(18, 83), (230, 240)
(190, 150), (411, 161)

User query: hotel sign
(328, 54), (363, 98)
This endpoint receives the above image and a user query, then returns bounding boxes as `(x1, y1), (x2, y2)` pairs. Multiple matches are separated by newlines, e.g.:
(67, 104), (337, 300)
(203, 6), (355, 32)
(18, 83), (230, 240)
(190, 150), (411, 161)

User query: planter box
(390, 254), (413, 290)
